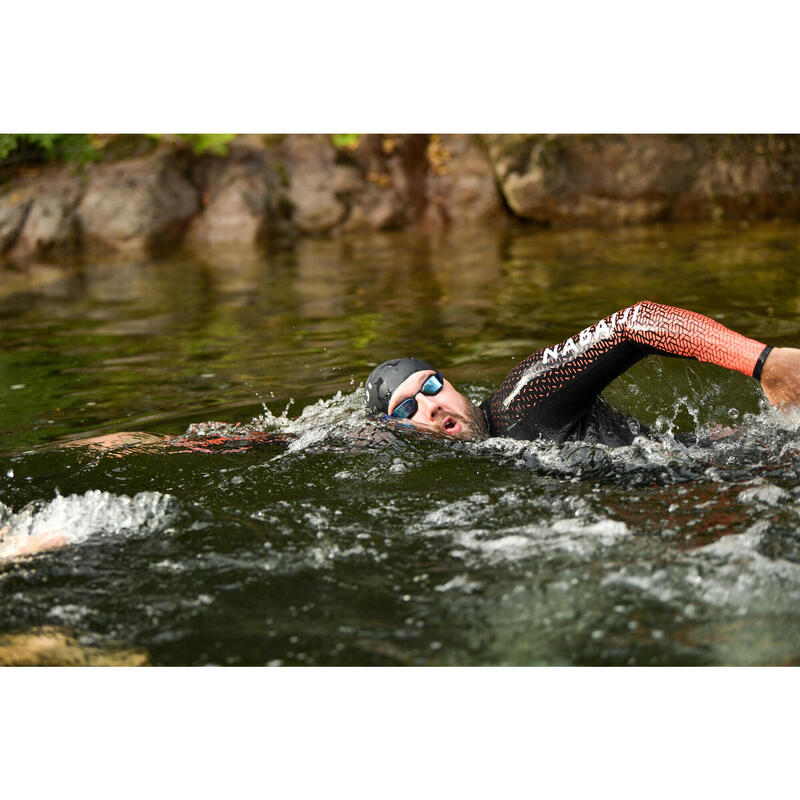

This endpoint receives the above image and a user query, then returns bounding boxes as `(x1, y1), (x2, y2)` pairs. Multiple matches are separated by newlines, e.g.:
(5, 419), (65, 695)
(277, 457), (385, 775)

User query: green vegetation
(147, 134), (236, 156)
(0, 134), (238, 172)
(331, 134), (361, 149)
(0, 134), (101, 165)
(176, 134), (236, 156)
(0, 133), (358, 171)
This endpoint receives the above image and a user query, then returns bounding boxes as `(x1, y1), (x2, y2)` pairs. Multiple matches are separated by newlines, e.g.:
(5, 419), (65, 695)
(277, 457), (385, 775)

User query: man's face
(386, 370), (487, 440)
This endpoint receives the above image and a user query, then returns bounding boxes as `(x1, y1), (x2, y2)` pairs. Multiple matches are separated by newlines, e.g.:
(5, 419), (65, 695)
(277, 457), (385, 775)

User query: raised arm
(482, 300), (772, 440)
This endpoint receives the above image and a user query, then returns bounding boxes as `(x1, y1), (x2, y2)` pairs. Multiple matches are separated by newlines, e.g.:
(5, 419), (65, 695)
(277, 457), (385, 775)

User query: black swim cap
(364, 358), (436, 415)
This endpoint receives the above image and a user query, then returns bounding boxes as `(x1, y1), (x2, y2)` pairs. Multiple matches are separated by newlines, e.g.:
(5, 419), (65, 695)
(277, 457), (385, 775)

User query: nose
(415, 392), (439, 420)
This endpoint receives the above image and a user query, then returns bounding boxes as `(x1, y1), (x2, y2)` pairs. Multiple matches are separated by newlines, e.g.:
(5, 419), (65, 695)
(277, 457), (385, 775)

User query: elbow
(629, 299), (663, 319)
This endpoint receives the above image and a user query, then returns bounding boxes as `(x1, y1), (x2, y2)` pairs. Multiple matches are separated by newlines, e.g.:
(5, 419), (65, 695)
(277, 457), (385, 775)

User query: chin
(450, 402), (489, 441)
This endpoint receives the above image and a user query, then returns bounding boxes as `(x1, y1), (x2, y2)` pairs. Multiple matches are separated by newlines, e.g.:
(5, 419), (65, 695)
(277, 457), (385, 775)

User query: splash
(0, 490), (178, 561)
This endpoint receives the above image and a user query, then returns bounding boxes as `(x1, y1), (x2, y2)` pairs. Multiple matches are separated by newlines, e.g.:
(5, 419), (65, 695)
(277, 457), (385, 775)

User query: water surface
(2, 220), (800, 665)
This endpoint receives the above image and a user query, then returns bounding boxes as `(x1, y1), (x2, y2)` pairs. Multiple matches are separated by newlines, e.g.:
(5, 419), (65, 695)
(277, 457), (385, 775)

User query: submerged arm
(63, 429), (295, 455)
(63, 432), (168, 451)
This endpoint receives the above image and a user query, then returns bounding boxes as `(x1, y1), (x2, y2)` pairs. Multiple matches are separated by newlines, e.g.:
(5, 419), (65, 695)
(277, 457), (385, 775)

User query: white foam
(435, 574), (482, 593)
(0, 490), (177, 560)
(452, 517), (631, 563)
(602, 522), (800, 615)
(736, 484), (790, 506)
(420, 494), (492, 530)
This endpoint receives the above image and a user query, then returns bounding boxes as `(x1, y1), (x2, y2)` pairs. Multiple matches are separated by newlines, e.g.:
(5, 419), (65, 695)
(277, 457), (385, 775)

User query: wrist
(753, 345), (774, 382)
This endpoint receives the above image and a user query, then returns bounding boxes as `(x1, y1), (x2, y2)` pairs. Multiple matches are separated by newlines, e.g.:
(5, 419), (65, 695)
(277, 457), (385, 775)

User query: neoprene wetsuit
(479, 301), (772, 447)
(168, 431), (294, 453)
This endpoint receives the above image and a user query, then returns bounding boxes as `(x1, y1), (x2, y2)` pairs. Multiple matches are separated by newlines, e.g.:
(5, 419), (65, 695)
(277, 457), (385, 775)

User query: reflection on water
(2, 220), (800, 665)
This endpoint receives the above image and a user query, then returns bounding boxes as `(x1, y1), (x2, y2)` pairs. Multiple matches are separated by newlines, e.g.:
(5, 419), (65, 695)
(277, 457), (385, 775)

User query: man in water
(46, 299), (800, 454)
(364, 300), (800, 446)
(5, 300), (799, 561)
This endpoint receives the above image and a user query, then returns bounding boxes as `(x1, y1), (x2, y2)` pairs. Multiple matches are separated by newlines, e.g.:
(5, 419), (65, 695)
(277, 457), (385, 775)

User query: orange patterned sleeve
(622, 301), (765, 377)
(481, 300), (770, 441)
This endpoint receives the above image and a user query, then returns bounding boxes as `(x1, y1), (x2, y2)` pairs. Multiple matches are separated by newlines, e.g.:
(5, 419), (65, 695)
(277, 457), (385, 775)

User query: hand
(760, 347), (800, 408)
(0, 527), (67, 560)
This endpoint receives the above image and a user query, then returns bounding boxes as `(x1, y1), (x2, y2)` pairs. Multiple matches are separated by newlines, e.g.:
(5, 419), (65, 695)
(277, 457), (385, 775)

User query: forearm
(619, 301), (769, 378)
(63, 432), (168, 451)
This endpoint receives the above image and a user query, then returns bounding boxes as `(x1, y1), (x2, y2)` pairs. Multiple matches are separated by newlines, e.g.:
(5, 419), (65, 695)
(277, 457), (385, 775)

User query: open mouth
(442, 416), (461, 434)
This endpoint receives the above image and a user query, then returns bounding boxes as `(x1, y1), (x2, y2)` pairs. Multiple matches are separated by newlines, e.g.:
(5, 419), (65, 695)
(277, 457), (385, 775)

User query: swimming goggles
(390, 372), (444, 419)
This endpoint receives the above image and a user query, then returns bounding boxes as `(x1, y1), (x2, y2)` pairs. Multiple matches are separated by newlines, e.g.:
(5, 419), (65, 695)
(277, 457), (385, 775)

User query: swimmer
(48, 300), (800, 454)
(63, 300), (800, 452)
(7, 300), (800, 562)
(365, 300), (800, 446)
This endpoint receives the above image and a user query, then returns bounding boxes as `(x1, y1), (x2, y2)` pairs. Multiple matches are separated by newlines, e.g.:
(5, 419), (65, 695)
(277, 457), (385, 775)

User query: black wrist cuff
(753, 345), (773, 382)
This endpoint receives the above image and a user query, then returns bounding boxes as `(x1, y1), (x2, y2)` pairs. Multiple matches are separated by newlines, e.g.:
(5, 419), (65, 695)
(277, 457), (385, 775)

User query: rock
(185, 155), (274, 247)
(486, 134), (680, 225)
(0, 626), (148, 666)
(341, 134), (502, 231)
(425, 134), (502, 227)
(0, 193), (31, 254)
(78, 150), (200, 252)
(4, 134), (800, 264)
(339, 181), (406, 232)
(8, 176), (82, 259)
(282, 135), (361, 234)
(673, 136), (800, 220)
(337, 134), (422, 232)
(485, 134), (800, 226)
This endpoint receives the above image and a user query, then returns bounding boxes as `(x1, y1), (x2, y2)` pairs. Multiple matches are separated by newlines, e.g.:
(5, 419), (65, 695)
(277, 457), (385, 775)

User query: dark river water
(2, 220), (800, 665)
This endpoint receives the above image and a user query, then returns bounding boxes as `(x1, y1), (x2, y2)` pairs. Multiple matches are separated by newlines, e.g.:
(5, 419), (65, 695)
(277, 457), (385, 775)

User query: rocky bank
(1, 134), (799, 263)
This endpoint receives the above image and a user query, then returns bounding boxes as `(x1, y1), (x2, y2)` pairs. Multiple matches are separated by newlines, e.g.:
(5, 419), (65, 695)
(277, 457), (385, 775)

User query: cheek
(445, 388), (467, 413)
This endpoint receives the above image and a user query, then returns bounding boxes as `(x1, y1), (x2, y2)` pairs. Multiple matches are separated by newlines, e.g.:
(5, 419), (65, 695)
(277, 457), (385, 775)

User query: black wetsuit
(479, 301), (771, 446)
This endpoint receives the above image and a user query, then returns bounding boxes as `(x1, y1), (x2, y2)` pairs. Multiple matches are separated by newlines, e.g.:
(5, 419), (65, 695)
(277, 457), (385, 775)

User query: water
(2, 220), (800, 665)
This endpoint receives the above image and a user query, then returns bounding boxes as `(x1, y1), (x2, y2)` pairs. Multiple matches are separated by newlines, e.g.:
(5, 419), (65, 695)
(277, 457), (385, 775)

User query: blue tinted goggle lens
(390, 372), (444, 419)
